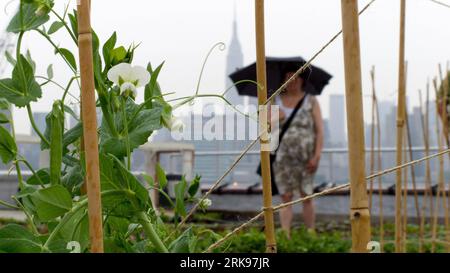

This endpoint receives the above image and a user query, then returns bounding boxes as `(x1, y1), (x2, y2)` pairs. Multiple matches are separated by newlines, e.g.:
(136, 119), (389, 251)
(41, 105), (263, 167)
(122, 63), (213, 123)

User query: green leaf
(102, 32), (117, 69)
(144, 62), (164, 108)
(0, 98), (10, 110)
(56, 207), (89, 253)
(25, 50), (36, 73)
(61, 163), (84, 194)
(0, 112), (9, 123)
(110, 46), (127, 65)
(5, 51), (16, 66)
(188, 175), (201, 197)
(0, 55), (42, 107)
(63, 105), (79, 121)
(0, 224), (43, 253)
(31, 185), (73, 221)
(100, 98), (162, 157)
(68, 10), (78, 37)
(169, 227), (196, 253)
(92, 30), (105, 91)
(46, 64), (54, 79)
(174, 176), (187, 217)
(7, 3), (50, 33)
(100, 154), (152, 216)
(49, 102), (64, 185)
(142, 173), (155, 188)
(26, 168), (50, 186)
(55, 48), (77, 71)
(0, 125), (17, 164)
(48, 21), (64, 35)
(155, 163), (168, 189)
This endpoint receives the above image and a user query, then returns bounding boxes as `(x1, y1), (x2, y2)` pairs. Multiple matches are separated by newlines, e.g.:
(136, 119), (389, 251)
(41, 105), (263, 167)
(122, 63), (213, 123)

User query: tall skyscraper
(225, 3), (244, 107)
(328, 94), (347, 147)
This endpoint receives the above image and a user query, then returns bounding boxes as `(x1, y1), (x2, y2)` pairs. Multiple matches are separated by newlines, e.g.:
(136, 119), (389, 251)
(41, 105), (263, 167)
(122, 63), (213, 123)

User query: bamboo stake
(405, 108), (421, 226)
(77, 0), (104, 253)
(426, 82), (434, 218)
(418, 88), (428, 253)
(403, 61), (421, 228)
(370, 66), (384, 251)
(374, 94), (384, 252)
(340, 0), (371, 252)
(395, 0), (407, 253)
(369, 66), (376, 212)
(254, 0), (276, 253)
(402, 126), (408, 252)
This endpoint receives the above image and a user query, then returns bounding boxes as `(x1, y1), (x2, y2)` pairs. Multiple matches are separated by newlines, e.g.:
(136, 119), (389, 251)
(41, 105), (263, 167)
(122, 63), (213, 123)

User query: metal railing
(1, 136), (447, 190)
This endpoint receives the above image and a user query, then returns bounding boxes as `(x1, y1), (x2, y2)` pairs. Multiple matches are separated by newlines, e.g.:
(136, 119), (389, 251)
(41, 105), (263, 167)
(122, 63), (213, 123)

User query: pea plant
(0, 0), (221, 253)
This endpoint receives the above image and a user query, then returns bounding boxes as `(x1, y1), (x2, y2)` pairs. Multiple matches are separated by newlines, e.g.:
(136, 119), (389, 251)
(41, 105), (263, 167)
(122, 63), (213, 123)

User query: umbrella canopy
(229, 56), (332, 97)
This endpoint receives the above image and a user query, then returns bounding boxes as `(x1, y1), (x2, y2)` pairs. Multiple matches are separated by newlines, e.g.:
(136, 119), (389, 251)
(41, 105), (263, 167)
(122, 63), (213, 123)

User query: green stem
(121, 98), (131, 170)
(11, 196), (39, 235)
(17, 157), (46, 188)
(16, 32), (27, 97)
(0, 199), (19, 209)
(26, 104), (50, 147)
(50, 9), (78, 45)
(62, 76), (79, 104)
(35, 75), (80, 102)
(170, 93), (256, 121)
(100, 102), (119, 137)
(9, 105), (24, 189)
(136, 211), (169, 253)
(34, 29), (77, 74)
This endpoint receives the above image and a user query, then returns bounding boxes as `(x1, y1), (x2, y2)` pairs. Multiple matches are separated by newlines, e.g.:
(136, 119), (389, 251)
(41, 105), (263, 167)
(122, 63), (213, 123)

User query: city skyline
(1, 0), (449, 135)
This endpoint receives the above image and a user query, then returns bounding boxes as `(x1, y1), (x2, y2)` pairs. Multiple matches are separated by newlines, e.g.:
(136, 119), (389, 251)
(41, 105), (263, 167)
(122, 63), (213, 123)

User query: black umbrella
(229, 56), (332, 97)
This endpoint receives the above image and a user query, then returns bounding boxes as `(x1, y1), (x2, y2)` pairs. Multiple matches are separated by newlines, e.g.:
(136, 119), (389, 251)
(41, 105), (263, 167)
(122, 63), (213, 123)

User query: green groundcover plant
(0, 0), (226, 253)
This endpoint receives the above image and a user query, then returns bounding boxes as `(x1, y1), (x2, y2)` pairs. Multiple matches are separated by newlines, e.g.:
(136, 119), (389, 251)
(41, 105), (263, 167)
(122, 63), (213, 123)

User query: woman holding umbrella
(230, 57), (330, 237)
(273, 64), (324, 237)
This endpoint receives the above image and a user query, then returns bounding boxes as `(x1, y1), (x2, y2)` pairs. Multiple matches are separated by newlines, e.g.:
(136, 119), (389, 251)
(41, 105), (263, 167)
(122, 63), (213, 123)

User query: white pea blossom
(107, 63), (150, 98)
(167, 116), (185, 132)
(198, 198), (212, 210)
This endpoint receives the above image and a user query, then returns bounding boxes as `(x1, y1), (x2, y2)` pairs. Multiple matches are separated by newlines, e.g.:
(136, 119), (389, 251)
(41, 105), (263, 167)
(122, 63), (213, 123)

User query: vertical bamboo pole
(395, 0), (407, 253)
(402, 127), (408, 252)
(77, 0), (104, 253)
(254, 0), (276, 253)
(369, 67), (376, 212)
(426, 82), (434, 219)
(404, 62), (421, 228)
(375, 94), (384, 252)
(406, 110), (421, 226)
(340, 0), (371, 252)
(418, 88), (427, 252)
(371, 67), (384, 251)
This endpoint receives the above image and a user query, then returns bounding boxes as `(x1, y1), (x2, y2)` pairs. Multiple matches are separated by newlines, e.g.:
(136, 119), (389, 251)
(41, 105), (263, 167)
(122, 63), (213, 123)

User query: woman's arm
(306, 97), (324, 173)
(312, 97), (324, 160)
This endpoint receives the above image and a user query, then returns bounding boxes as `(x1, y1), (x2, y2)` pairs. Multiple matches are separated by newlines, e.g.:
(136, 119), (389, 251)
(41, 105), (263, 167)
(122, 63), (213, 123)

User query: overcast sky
(1, 0), (450, 134)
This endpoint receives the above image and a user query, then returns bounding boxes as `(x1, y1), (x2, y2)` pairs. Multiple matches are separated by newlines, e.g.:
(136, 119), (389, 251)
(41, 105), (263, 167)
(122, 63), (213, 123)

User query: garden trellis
(0, 0), (449, 253)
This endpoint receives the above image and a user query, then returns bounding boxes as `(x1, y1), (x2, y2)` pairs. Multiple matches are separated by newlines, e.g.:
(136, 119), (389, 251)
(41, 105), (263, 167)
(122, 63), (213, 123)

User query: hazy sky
(1, 0), (450, 134)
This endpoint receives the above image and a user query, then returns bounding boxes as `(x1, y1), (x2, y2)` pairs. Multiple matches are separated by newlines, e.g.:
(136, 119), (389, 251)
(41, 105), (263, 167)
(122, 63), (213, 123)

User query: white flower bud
(169, 116), (184, 132)
(198, 198), (212, 210)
